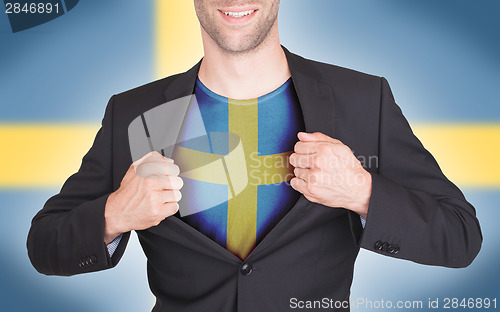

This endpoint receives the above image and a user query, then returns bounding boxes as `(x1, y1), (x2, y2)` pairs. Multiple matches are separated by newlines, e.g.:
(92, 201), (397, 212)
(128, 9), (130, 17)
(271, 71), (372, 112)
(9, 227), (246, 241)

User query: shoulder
(98, 72), (187, 131)
(113, 73), (183, 104)
(287, 50), (382, 92)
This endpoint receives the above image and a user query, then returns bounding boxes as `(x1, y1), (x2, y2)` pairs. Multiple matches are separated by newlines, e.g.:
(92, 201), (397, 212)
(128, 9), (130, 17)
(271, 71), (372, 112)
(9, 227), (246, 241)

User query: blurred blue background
(1, 0), (498, 311)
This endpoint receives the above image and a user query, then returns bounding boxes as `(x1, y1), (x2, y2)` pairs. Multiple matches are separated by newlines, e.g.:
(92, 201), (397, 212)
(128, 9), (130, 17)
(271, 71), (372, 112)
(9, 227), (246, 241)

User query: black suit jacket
(27, 46), (482, 312)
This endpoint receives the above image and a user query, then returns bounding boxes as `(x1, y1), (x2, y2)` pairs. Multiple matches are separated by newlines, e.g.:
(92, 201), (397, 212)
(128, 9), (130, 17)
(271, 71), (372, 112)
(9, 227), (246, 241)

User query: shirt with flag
(175, 77), (305, 260)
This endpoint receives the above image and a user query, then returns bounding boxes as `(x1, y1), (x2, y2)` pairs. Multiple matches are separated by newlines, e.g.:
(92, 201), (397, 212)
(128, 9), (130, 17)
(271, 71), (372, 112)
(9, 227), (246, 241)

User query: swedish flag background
(0, 0), (498, 311)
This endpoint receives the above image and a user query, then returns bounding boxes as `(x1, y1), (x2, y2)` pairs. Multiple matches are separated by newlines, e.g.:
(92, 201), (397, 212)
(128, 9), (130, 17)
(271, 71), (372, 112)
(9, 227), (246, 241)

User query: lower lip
(218, 10), (258, 24)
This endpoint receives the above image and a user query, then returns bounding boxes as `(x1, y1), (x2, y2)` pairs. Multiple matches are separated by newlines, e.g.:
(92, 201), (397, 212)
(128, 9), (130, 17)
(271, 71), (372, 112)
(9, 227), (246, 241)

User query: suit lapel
(162, 60), (201, 102)
(283, 46), (336, 137)
(156, 47), (338, 261)
(247, 48), (337, 258)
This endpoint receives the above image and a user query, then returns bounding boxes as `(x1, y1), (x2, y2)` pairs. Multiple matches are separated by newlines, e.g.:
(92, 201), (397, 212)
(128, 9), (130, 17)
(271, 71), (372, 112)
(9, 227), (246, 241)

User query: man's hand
(289, 132), (372, 219)
(103, 151), (183, 244)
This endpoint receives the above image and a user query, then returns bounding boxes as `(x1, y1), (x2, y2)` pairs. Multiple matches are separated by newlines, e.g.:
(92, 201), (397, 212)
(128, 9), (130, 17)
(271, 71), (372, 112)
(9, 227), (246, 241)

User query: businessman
(27, 1), (482, 311)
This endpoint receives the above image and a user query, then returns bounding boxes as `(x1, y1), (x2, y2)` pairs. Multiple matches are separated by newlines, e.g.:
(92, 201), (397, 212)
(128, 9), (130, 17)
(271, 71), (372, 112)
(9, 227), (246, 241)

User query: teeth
(223, 10), (255, 18)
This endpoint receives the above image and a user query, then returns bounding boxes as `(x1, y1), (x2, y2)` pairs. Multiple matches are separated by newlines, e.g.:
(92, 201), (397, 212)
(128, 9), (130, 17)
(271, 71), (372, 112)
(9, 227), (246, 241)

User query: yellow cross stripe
(412, 124), (500, 188)
(155, 0), (203, 79)
(0, 124), (499, 188)
(172, 138), (249, 197)
(0, 123), (100, 188)
(173, 145), (226, 183)
(173, 145), (293, 186)
(227, 99), (259, 259)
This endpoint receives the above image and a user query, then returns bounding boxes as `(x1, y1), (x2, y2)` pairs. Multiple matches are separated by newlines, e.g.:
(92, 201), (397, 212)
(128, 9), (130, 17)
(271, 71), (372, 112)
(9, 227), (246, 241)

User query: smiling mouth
(220, 9), (257, 18)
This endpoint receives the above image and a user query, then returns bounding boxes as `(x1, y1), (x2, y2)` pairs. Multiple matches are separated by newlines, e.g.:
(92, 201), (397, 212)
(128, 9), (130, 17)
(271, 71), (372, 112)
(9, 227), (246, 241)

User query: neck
(197, 25), (291, 100)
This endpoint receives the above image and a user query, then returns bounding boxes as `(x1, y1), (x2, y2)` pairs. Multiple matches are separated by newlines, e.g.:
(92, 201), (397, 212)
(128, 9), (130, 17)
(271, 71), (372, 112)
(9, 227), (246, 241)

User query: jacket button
(374, 241), (383, 250)
(393, 245), (400, 254)
(387, 244), (395, 254)
(79, 259), (87, 268)
(89, 256), (97, 266)
(381, 242), (389, 252)
(240, 263), (253, 276)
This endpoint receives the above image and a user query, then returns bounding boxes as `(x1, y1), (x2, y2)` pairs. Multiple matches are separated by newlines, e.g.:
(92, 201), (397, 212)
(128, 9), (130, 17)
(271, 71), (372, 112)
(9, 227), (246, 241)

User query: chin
(219, 36), (262, 54)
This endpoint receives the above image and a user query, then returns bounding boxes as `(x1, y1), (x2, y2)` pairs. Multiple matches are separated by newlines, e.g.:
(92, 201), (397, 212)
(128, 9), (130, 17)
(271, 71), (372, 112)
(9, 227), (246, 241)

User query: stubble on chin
(195, 1), (279, 55)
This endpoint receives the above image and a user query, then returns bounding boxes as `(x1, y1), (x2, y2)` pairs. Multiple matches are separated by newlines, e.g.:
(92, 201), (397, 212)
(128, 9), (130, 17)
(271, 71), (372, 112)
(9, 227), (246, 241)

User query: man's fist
(104, 151), (184, 244)
(289, 132), (372, 218)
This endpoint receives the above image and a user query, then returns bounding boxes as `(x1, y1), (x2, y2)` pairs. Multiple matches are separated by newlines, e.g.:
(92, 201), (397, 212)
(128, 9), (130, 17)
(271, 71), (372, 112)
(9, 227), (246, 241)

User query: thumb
(133, 151), (173, 167)
(133, 151), (160, 166)
(297, 132), (340, 143)
(127, 151), (167, 177)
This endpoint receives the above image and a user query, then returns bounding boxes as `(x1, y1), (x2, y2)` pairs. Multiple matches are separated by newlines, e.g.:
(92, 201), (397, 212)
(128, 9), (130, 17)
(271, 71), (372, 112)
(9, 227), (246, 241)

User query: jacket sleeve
(356, 77), (482, 268)
(27, 95), (131, 276)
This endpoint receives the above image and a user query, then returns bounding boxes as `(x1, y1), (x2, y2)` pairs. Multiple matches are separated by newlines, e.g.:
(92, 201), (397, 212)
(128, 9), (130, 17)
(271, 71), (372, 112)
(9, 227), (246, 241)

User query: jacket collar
(163, 45), (336, 138)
